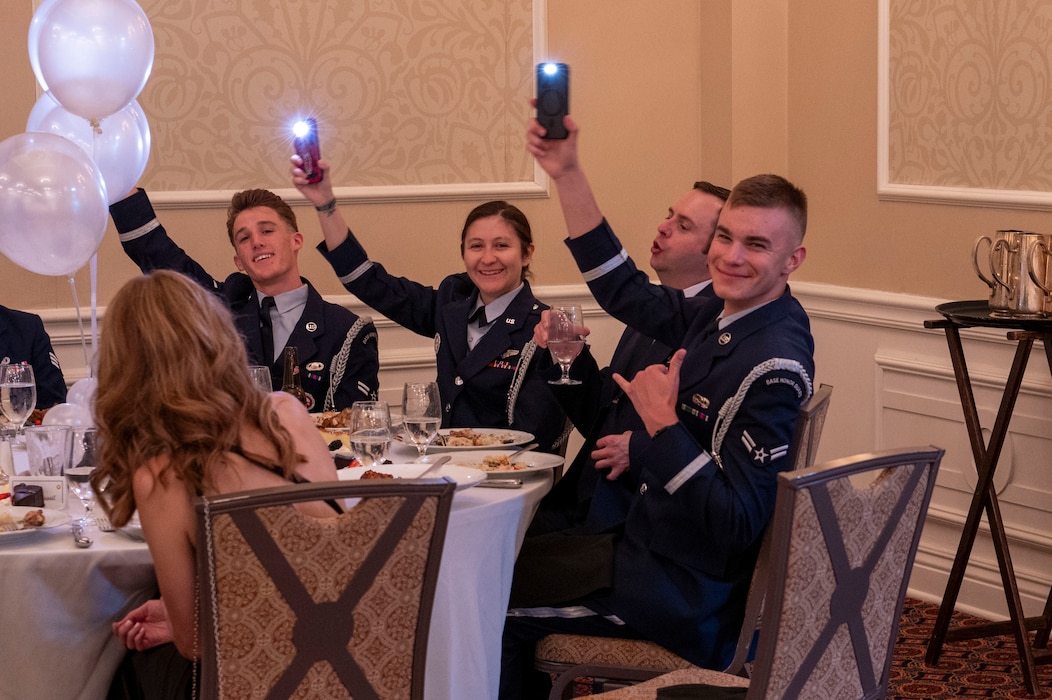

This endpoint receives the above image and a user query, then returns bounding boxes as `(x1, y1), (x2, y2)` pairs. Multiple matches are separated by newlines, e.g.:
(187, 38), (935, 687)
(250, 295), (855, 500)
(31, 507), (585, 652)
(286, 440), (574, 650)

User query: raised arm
(526, 115), (603, 238)
(290, 157), (350, 252)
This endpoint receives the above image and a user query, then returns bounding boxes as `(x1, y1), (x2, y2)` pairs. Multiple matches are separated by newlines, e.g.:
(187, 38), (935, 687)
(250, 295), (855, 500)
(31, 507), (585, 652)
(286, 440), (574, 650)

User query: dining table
(0, 509), (156, 700)
(1, 440), (554, 700)
(386, 440), (555, 699)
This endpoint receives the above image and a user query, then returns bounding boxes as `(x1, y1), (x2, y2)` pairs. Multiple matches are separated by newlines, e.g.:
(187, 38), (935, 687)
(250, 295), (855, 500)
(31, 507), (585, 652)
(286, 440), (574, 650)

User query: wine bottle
(280, 346), (309, 406)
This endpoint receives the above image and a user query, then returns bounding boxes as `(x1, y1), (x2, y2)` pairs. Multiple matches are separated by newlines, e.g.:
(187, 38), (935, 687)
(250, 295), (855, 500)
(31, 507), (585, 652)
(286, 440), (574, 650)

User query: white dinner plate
(6, 506), (72, 530)
(443, 449), (564, 476)
(396, 428), (534, 451)
(336, 463), (485, 491)
(0, 506), (72, 543)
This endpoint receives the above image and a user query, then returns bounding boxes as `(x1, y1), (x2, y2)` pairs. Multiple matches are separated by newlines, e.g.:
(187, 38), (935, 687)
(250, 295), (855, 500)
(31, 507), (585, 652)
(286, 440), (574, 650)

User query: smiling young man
(498, 116), (815, 699)
(109, 187), (379, 412)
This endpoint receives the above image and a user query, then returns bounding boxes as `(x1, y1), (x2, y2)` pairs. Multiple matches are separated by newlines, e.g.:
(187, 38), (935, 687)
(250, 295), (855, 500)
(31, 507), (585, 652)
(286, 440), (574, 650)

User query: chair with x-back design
(580, 446), (944, 700)
(195, 478), (455, 700)
(538, 385), (834, 699)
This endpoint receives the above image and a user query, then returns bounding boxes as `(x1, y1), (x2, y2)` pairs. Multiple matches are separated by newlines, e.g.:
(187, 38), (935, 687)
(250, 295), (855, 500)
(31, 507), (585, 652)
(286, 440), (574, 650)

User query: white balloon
(27, 0), (61, 92)
(35, 0), (154, 121)
(66, 378), (98, 409)
(0, 132), (108, 277)
(41, 402), (93, 428)
(27, 93), (151, 205)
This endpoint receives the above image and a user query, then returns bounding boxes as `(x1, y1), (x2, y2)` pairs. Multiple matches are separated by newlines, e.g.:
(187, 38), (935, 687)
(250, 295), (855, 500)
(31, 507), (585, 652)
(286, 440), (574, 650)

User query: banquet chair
(194, 478), (455, 700)
(575, 446), (945, 700)
(538, 384), (834, 699)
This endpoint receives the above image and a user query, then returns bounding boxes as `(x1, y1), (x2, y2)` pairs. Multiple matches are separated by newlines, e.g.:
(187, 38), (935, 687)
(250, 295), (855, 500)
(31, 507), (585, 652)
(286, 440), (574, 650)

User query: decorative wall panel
(879, 0), (1052, 208)
(136, 0), (540, 203)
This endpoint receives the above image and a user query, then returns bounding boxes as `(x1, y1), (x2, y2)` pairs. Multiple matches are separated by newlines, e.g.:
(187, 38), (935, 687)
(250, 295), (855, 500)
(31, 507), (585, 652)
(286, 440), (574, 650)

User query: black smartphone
(292, 118), (322, 183)
(536, 62), (569, 140)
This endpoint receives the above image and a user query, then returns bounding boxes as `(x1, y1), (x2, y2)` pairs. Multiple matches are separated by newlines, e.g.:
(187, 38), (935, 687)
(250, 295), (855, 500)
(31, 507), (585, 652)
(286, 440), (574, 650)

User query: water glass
(402, 382), (441, 461)
(349, 400), (391, 466)
(25, 424), (72, 476)
(0, 363), (37, 434)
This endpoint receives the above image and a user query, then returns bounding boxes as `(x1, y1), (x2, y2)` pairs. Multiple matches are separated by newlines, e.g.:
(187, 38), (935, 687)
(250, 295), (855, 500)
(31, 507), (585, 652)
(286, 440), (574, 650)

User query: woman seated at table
(292, 157), (571, 454)
(92, 270), (340, 699)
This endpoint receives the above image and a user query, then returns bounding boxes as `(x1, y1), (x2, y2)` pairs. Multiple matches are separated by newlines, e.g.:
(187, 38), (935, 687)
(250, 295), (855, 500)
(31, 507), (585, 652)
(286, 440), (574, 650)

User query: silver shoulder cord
(711, 358), (813, 469)
(324, 314), (373, 412)
(506, 338), (537, 425)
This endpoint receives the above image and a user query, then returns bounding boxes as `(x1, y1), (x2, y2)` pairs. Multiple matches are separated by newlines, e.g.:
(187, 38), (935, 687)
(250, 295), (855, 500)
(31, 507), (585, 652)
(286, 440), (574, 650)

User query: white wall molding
(40, 280), (1052, 621)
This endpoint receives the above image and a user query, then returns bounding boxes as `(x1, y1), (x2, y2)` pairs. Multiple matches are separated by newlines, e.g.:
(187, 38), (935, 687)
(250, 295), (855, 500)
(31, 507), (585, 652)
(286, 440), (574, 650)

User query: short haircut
(225, 189), (299, 245)
(725, 174), (807, 240)
(693, 181), (731, 202)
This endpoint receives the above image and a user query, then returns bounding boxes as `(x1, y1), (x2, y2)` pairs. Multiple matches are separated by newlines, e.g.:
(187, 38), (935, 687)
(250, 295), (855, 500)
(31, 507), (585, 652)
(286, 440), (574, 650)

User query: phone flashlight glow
(292, 120), (313, 138)
(541, 63), (560, 76)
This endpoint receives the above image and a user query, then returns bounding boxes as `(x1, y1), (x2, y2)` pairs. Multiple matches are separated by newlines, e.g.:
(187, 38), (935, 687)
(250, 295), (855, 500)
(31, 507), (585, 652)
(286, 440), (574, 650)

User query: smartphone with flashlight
(292, 118), (322, 183)
(536, 62), (570, 140)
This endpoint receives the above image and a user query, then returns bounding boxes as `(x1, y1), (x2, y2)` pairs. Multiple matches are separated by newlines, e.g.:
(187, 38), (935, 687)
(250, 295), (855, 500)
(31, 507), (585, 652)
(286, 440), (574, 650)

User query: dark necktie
(259, 296), (276, 365)
(468, 305), (491, 327)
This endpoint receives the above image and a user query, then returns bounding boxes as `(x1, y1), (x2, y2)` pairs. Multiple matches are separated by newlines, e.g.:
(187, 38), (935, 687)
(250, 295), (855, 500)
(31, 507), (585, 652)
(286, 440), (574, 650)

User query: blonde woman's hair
(92, 270), (300, 526)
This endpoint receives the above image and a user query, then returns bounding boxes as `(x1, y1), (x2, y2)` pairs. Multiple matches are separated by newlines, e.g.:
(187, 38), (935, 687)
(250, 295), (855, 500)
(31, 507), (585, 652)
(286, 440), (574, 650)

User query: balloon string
(69, 275), (90, 371)
(89, 254), (98, 377)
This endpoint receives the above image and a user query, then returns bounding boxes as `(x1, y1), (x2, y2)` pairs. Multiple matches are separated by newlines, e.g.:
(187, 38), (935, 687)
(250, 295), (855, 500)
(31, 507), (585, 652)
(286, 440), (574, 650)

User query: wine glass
(0, 363), (36, 435)
(349, 400), (392, 466)
(547, 305), (584, 385)
(248, 365), (272, 392)
(402, 382), (441, 461)
(66, 463), (97, 531)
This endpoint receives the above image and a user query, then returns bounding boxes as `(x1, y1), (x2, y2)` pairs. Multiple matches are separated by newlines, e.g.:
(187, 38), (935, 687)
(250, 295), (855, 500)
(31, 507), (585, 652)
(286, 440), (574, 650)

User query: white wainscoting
(39, 281), (1052, 621)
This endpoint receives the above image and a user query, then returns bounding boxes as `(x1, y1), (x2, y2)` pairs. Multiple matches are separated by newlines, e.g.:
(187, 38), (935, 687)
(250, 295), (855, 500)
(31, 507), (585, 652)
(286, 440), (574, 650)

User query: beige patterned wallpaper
(137, 0), (535, 194)
(886, 0), (1052, 194)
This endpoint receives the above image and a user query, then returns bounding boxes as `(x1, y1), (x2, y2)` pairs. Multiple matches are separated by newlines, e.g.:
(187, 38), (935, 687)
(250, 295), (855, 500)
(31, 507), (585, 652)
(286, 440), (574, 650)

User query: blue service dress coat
(0, 305), (67, 409)
(563, 219), (815, 670)
(535, 283), (719, 534)
(318, 234), (570, 454)
(108, 189), (379, 412)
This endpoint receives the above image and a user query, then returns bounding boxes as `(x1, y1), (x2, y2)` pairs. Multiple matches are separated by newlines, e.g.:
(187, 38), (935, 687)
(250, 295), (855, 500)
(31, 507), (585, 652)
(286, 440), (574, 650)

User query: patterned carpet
(889, 598), (1052, 699)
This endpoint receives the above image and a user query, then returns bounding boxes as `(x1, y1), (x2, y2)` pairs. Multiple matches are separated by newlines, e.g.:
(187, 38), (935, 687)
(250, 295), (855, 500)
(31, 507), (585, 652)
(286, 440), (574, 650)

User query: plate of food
(0, 506), (72, 542)
(395, 428), (534, 451)
(319, 427), (352, 454)
(312, 409), (354, 429)
(444, 449), (564, 476)
(336, 463), (485, 491)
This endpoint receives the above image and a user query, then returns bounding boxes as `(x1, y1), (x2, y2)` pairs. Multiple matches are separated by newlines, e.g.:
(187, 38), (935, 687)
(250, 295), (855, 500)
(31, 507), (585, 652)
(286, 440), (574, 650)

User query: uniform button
(639, 483), (648, 495)
(454, 376), (464, 386)
(444, 403), (451, 413)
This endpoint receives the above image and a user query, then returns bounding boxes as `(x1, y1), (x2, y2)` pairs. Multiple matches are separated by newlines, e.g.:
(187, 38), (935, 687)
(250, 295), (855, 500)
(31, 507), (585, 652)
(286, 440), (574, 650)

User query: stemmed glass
(248, 365), (272, 392)
(66, 463), (97, 531)
(547, 304), (584, 385)
(0, 363), (36, 436)
(349, 400), (392, 467)
(402, 382), (441, 461)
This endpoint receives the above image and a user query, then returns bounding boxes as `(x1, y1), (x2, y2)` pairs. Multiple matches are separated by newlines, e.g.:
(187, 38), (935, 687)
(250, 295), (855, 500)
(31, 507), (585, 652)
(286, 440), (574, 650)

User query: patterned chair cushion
(536, 634), (697, 671)
(588, 668), (751, 699)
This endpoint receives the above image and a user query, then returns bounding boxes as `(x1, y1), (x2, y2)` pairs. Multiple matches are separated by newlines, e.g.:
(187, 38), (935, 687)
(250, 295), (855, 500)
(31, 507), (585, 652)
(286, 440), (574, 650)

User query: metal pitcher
(974, 230), (1023, 314)
(991, 231), (1048, 317)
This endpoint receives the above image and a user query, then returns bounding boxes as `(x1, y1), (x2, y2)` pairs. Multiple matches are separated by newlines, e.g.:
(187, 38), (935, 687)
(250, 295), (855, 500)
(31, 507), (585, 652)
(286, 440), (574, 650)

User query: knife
(417, 455), (452, 478)
(477, 478), (523, 489)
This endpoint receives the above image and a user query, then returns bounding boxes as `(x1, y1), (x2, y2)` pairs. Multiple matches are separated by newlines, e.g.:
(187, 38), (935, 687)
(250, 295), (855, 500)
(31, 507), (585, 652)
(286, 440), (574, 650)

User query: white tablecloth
(0, 461), (551, 700)
(425, 471), (551, 699)
(0, 520), (156, 700)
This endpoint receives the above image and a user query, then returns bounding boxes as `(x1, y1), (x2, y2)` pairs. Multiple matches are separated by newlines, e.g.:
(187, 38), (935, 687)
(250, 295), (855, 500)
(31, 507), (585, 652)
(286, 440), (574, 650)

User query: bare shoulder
(267, 391), (313, 426)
